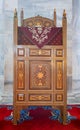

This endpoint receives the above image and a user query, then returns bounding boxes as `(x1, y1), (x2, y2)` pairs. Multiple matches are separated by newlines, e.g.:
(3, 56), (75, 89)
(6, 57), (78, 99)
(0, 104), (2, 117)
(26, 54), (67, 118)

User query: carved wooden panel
(55, 93), (63, 102)
(55, 60), (63, 90)
(30, 49), (51, 56)
(17, 61), (25, 90)
(30, 61), (51, 90)
(56, 49), (63, 57)
(17, 94), (25, 101)
(17, 48), (25, 56)
(29, 94), (51, 101)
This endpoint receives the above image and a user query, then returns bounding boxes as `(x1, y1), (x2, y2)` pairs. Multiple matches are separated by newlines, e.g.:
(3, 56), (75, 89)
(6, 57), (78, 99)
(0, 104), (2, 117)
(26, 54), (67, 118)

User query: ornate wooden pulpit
(13, 9), (67, 125)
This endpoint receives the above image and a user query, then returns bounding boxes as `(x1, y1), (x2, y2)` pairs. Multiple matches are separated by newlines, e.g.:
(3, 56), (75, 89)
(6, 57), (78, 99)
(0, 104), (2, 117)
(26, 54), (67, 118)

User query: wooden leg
(13, 105), (27, 125)
(13, 107), (17, 125)
(60, 106), (67, 125)
(63, 106), (67, 125)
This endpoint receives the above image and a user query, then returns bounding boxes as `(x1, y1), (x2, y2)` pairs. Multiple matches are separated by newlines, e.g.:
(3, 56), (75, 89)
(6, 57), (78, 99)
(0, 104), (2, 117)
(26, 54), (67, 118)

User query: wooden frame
(13, 8), (67, 125)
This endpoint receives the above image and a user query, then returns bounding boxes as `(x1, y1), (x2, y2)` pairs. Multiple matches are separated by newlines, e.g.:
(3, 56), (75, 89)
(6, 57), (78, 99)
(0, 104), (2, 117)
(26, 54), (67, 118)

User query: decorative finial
(63, 9), (66, 17)
(54, 8), (56, 26)
(14, 8), (17, 18)
(21, 8), (24, 26)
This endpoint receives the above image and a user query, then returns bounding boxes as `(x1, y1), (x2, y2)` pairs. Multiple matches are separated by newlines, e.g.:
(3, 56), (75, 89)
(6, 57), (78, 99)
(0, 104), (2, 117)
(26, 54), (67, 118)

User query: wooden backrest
(13, 9), (67, 47)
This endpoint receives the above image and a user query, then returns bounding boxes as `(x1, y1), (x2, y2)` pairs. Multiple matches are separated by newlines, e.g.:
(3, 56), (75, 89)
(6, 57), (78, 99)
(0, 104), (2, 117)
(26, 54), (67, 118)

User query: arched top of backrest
(22, 15), (54, 27)
(20, 9), (56, 27)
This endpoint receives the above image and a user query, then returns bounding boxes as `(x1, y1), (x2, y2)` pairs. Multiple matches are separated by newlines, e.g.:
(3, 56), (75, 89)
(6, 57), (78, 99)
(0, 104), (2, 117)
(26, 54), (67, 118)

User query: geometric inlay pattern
(17, 94), (25, 101)
(55, 94), (63, 101)
(17, 61), (25, 90)
(30, 61), (51, 89)
(56, 61), (63, 90)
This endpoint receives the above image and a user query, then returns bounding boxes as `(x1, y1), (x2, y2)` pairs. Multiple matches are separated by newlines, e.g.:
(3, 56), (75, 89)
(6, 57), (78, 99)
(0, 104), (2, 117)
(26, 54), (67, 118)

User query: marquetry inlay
(56, 61), (63, 90)
(39, 50), (42, 55)
(29, 94), (51, 101)
(55, 94), (63, 101)
(30, 61), (51, 89)
(30, 49), (51, 56)
(56, 49), (63, 57)
(17, 61), (25, 90)
(17, 94), (25, 101)
(37, 72), (43, 79)
(18, 48), (25, 56)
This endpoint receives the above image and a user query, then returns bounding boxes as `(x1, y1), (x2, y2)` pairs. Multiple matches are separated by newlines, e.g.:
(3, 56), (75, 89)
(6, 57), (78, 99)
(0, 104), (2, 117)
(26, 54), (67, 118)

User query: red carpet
(0, 105), (80, 130)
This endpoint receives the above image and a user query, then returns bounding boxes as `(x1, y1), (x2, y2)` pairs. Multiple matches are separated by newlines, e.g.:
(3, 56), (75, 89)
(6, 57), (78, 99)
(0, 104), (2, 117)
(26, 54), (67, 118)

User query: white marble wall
(0, 0), (18, 104)
(69, 0), (80, 104)
(0, 0), (80, 104)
